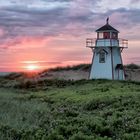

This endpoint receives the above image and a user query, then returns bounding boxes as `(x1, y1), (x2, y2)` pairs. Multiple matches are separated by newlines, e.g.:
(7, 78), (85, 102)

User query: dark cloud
(92, 8), (140, 40)
(131, 0), (140, 3)
(0, 1), (95, 46)
(0, 0), (140, 70)
(0, 0), (140, 47)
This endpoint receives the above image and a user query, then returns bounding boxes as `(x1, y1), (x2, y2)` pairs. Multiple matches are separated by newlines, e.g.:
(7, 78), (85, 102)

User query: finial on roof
(106, 17), (109, 24)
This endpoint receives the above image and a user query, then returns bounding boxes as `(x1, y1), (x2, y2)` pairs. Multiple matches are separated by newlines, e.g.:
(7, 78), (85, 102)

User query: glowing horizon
(0, 0), (140, 72)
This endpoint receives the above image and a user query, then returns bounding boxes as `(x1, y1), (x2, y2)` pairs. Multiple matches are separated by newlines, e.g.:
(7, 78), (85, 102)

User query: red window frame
(103, 32), (110, 39)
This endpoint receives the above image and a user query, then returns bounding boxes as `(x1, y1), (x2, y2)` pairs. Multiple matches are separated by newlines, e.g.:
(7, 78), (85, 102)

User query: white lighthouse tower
(86, 18), (128, 80)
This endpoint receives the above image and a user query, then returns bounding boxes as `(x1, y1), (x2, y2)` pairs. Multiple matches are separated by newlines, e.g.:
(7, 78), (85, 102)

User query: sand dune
(2, 64), (140, 82)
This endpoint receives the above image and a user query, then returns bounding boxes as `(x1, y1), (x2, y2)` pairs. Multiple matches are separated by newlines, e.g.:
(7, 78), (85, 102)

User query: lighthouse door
(117, 69), (120, 80)
(116, 64), (123, 80)
(117, 69), (124, 80)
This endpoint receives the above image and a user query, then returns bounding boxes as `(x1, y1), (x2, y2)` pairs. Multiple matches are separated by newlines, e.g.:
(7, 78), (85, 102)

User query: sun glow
(25, 64), (40, 71)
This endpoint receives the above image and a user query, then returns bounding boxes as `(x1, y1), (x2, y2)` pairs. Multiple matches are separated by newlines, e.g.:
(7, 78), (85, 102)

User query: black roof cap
(96, 17), (119, 32)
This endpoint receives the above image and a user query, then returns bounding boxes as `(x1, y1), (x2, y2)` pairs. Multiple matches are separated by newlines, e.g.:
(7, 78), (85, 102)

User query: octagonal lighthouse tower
(86, 18), (128, 80)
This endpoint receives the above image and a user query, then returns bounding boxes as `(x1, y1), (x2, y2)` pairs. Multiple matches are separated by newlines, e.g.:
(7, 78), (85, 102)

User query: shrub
(126, 63), (140, 69)
(69, 132), (95, 140)
(47, 131), (64, 140)
(83, 98), (114, 110)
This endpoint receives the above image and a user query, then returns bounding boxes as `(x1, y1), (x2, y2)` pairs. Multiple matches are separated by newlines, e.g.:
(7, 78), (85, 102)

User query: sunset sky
(0, 0), (140, 72)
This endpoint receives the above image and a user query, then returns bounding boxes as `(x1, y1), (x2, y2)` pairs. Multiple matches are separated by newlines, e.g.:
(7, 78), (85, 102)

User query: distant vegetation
(46, 63), (140, 72)
(0, 79), (140, 139)
(1, 63), (140, 80)
(42, 64), (91, 72)
(125, 63), (140, 69)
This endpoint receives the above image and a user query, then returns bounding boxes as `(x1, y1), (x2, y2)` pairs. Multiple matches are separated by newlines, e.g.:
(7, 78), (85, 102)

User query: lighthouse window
(98, 33), (103, 39)
(103, 32), (110, 39)
(99, 52), (105, 63)
(112, 32), (118, 39)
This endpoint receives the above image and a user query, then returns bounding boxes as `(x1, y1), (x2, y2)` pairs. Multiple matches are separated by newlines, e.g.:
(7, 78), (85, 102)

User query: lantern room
(97, 30), (118, 39)
(96, 18), (119, 40)
(95, 18), (120, 47)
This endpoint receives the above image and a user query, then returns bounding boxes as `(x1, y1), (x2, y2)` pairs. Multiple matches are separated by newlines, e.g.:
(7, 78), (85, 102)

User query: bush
(83, 98), (114, 110)
(44, 64), (91, 72)
(47, 131), (64, 140)
(126, 64), (140, 69)
(69, 132), (95, 140)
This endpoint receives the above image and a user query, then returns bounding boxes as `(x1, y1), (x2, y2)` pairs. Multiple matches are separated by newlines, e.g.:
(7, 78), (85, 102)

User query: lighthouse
(86, 18), (128, 80)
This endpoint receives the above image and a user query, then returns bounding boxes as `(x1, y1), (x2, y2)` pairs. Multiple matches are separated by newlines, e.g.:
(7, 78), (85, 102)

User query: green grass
(0, 79), (140, 140)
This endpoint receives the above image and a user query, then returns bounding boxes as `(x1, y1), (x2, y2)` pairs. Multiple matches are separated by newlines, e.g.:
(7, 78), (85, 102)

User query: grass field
(0, 79), (140, 140)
